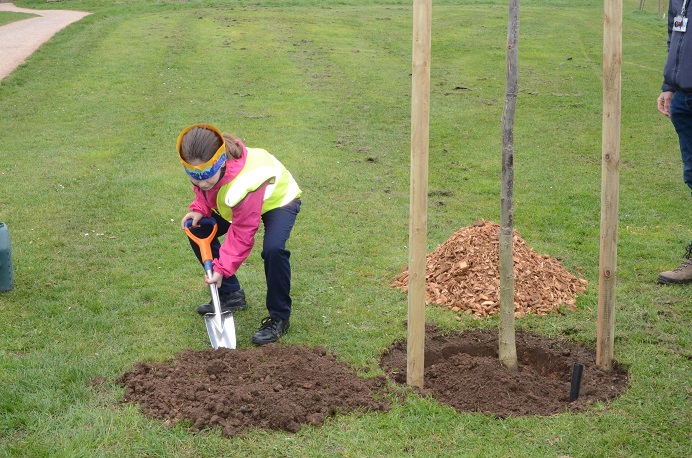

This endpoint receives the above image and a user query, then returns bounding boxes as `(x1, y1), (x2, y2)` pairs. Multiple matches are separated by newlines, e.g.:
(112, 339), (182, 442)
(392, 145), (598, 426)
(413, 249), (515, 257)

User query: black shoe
(251, 316), (290, 345)
(196, 289), (247, 315)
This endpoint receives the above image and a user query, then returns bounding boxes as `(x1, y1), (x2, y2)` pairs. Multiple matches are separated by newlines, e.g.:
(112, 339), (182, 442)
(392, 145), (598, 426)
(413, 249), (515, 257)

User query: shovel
(183, 217), (236, 350)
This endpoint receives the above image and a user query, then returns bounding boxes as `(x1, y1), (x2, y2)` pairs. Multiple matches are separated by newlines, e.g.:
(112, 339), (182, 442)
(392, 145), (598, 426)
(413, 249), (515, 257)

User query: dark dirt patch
(116, 328), (628, 437)
(117, 344), (391, 437)
(380, 325), (629, 417)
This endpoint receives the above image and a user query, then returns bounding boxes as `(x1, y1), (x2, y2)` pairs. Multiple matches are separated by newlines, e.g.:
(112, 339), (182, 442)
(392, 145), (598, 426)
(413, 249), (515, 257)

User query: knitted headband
(177, 124), (227, 180)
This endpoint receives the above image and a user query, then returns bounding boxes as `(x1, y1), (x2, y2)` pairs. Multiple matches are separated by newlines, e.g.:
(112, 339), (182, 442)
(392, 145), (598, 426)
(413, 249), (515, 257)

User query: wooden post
(407, 0), (431, 388)
(597, 0), (622, 371)
(499, 0), (520, 372)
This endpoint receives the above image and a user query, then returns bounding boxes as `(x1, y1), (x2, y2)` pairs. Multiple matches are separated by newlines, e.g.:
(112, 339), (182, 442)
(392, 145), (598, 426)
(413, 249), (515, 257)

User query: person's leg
(260, 200), (301, 320)
(669, 91), (692, 194)
(659, 93), (692, 284)
(186, 212), (245, 312)
(252, 199), (301, 344)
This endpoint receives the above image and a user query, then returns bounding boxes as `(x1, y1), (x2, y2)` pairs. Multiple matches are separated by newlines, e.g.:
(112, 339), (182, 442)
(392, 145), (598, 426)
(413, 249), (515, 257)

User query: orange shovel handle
(183, 217), (218, 263)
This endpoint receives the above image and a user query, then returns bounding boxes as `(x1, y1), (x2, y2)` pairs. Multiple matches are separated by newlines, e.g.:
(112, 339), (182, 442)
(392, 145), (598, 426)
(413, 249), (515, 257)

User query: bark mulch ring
(379, 325), (629, 417)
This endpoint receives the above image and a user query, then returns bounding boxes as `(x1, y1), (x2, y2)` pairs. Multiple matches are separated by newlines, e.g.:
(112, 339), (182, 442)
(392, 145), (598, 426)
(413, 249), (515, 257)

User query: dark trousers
(187, 199), (301, 320)
(670, 91), (692, 194)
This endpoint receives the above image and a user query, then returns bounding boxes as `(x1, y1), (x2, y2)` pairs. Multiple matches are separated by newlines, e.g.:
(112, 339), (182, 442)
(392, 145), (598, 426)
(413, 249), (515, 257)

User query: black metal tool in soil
(569, 362), (584, 402)
(184, 218), (236, 349)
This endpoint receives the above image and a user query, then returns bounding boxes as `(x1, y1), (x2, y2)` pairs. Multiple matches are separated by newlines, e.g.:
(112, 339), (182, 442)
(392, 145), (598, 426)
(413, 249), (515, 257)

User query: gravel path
(0, 2), (90, 81)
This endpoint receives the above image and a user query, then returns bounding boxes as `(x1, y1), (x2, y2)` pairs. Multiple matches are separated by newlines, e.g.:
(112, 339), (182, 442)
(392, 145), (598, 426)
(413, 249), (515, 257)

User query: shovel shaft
(207, 268), (224, 330)
(184, 217), (236, 349)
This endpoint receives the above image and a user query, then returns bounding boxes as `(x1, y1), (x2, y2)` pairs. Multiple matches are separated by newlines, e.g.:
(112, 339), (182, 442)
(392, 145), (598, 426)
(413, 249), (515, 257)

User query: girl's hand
(181, 211), (205, 230)
(205, 271), (224, 289)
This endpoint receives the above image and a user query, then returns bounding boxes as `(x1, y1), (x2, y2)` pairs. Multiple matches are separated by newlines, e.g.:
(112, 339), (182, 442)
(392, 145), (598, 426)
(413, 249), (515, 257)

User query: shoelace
(674, 259), (691, 273)
(258, 317), (280, 330)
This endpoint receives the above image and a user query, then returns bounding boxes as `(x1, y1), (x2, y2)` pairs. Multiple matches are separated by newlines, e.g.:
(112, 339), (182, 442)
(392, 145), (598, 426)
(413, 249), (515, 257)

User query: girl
(178, 124), (301, 345)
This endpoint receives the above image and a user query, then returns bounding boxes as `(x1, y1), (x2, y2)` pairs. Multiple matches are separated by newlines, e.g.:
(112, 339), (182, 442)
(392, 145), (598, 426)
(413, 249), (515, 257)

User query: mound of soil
(117, 345), (390, 437)
(380, 326), (628, 417)
(392, 221), (589, 318)
(116, 328), (628, 436)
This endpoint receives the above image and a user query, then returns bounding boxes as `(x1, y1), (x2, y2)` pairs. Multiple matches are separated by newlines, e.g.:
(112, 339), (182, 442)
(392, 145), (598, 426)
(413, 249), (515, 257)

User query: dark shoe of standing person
(658, 241), (692, 285)
(196, 289), (247, 315)
(251, 316), (290, 345)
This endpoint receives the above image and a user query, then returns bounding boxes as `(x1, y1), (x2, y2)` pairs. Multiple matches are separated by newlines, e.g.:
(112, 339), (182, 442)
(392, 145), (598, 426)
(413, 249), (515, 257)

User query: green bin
(0, 222), (14, 292)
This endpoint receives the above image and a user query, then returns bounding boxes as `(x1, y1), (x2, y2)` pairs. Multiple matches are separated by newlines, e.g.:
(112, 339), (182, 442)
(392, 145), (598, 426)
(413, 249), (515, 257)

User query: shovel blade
(204, 311), (236, 349)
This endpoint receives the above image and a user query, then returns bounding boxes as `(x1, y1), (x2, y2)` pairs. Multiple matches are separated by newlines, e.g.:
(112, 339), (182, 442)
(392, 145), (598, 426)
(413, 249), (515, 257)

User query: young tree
(498, 0), (520, 372)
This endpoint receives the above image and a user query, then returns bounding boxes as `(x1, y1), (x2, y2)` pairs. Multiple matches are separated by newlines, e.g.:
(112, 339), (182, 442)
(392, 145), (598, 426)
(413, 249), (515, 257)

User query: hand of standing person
(657, 91), (674, 118)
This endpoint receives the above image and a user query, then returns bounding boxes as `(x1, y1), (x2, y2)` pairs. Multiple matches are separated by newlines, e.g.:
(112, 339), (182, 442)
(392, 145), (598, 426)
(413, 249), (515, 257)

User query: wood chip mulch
(391, 220), (588, 319)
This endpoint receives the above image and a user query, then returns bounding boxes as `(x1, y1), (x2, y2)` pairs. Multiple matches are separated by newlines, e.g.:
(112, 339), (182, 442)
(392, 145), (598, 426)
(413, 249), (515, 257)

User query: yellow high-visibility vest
(216, 148), (301, 222)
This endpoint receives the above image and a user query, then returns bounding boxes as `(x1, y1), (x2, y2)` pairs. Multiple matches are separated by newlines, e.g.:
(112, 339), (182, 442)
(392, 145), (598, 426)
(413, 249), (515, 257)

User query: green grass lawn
(0, 0), (689, 456)
(0, 12), (37, 27)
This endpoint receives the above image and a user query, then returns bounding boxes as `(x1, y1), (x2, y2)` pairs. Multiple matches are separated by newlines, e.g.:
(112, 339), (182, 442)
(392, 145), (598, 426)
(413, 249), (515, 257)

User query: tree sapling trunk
(498, 0), (520, 372)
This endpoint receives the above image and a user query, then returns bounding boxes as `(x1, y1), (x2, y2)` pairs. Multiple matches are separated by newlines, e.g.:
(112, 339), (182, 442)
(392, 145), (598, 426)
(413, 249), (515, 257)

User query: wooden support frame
(597, 0), (622, 371)
(407, 0), (432, 388)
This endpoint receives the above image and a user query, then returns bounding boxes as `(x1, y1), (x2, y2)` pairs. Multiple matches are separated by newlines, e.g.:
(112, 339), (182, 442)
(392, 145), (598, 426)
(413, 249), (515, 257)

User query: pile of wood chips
(391, 220), (588, 318)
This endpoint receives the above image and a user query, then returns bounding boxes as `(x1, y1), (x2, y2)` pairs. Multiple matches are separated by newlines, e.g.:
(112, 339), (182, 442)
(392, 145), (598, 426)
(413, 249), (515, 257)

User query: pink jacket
(188, 142), (268, 277)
